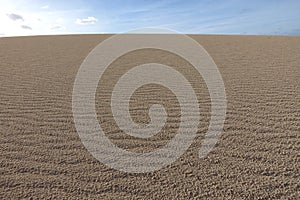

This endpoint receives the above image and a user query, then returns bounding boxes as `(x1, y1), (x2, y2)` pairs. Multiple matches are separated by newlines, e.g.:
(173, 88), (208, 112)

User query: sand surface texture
(0, 35), (299, 199)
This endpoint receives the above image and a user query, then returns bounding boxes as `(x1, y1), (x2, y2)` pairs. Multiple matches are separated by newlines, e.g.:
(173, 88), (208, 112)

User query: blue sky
(0, 0), (299, 36)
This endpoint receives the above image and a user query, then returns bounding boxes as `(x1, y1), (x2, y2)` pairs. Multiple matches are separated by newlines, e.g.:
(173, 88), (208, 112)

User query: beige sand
(0, 34), (299, 199)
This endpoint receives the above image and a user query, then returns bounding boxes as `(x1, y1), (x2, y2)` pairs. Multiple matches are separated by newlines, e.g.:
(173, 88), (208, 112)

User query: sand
(0, 34), (299, 199)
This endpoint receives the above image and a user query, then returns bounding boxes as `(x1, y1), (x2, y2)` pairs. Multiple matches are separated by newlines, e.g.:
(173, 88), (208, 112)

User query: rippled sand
(0, 35), (299, 199)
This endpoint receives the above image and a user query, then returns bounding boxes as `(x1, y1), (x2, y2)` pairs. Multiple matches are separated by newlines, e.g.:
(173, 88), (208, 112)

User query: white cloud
(21, 25), (32, 30)
(41, 5), (49, 9)
(50, 25), (65, 30)
(7, 13), (24, 21)
(76, 16), (97, 25)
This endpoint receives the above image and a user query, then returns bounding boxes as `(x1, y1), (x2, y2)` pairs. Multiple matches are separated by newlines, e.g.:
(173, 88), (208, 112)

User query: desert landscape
(0, 34), (299, 199)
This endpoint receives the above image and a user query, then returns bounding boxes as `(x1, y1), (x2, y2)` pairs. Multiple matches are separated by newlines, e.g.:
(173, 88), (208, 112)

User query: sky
(0, 0), (299, 37)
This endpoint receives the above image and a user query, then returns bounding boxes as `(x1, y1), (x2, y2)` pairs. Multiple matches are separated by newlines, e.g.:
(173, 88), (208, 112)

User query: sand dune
(0, 34), (299, 199)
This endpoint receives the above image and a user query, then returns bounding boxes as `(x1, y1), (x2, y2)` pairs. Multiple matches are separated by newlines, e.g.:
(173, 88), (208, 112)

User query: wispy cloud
(76, 16), (98, 25)
(50, 25), (66, 30)
(7, 13), (24, 21)
(21, 25), (32, 30)
(41, 5), (49, 9)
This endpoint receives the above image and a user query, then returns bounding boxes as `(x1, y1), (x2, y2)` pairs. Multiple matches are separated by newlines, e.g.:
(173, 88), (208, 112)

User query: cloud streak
(50, 25), (66, 30)
(7, 13), (24, 21)
(41, 5), (49, 9)
(21, 25), (32, 30)
(76, 17), (98, 25)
